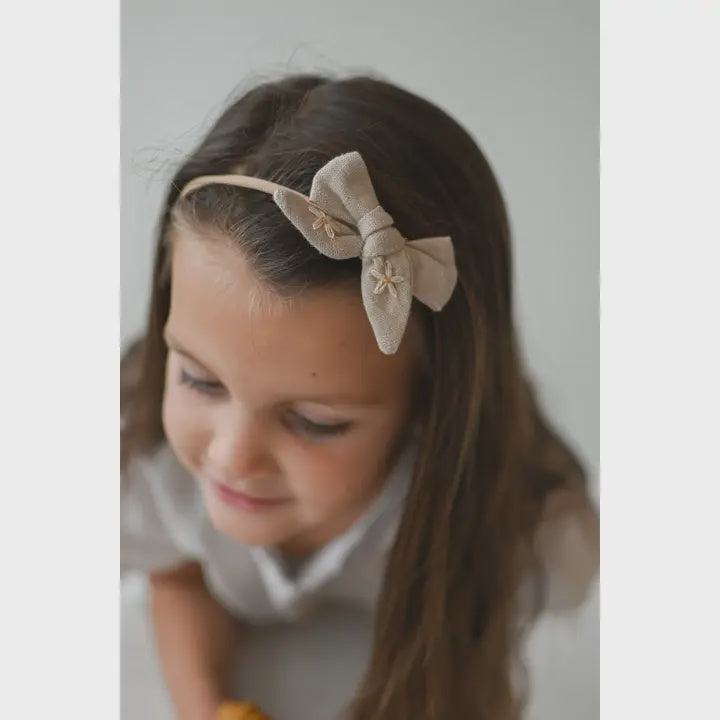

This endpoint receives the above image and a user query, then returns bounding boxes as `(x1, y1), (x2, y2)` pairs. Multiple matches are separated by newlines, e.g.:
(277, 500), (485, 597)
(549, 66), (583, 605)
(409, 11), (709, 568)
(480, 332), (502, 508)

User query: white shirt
(121, 442), (597, 623)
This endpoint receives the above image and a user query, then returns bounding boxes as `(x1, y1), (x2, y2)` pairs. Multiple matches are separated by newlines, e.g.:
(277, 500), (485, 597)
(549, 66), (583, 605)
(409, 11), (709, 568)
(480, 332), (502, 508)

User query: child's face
(161, 228), (418, 558)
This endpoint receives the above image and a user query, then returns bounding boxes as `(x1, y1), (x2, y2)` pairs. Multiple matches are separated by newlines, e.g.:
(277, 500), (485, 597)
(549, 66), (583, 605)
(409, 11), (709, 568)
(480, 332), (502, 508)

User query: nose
(205, 413), (279, 483)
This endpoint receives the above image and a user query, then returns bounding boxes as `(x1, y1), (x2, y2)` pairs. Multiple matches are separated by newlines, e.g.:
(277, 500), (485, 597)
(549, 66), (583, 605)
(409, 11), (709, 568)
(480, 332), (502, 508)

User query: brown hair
(122, 73), (588, 718)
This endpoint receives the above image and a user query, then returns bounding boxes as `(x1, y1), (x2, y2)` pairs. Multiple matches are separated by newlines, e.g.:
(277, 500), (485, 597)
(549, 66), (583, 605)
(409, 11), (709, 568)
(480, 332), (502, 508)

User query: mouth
(212, 482), (291, 512)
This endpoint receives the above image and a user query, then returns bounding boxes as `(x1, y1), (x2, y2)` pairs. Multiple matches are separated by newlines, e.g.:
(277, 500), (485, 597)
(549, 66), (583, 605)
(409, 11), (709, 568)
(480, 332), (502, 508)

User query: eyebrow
(162, 328), (383, 408)
(163, 330), (216, 374)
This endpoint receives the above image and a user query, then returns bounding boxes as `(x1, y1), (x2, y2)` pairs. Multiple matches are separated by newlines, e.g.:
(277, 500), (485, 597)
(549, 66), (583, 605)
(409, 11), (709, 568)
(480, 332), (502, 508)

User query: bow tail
(360, 252), (413, 355)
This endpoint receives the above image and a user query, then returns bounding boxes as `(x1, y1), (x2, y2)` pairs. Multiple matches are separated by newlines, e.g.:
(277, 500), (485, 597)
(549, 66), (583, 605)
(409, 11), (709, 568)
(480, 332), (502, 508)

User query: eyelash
(178, 369), (224, 395)
(284, 413), (351, 439)
(177, 369), (351, 439)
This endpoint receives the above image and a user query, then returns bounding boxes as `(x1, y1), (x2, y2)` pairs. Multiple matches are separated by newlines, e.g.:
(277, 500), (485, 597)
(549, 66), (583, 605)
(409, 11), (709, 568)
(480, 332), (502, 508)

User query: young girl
(121, 73), (599, 720)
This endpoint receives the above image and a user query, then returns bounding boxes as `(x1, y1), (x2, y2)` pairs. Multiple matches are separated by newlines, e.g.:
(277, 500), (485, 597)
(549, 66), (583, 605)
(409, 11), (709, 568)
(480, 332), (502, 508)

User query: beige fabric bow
(179, 151), (457, 354)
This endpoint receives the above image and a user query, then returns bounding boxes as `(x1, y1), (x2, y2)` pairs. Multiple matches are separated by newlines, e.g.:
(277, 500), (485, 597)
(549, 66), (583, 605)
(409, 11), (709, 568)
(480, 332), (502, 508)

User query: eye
(178, 369), (225, 397)
(284, 411), (351, 439)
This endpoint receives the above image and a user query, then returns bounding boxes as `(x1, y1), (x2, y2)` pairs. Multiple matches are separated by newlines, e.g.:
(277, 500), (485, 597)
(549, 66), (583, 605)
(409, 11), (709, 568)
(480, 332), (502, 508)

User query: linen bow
(273, 152), (457, 354)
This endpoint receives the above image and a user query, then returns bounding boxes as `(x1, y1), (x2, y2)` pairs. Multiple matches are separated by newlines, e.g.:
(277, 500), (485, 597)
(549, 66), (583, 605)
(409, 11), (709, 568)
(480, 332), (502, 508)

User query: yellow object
(216, 700), (272, 720)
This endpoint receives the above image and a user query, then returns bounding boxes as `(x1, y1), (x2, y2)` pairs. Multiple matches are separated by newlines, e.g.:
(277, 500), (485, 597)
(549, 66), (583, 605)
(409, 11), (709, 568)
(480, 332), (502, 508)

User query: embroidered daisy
(307, 202), (341, 239)
(370, 257), (405, 298)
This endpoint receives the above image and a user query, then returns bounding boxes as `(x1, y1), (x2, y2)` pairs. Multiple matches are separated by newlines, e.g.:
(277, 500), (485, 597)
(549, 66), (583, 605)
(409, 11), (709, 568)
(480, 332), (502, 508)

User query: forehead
(165, 229), (416, 403)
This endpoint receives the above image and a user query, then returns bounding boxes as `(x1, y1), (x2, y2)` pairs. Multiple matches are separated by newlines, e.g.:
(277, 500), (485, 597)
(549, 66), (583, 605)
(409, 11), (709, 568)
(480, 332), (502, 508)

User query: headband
(178, 151), (457, 355)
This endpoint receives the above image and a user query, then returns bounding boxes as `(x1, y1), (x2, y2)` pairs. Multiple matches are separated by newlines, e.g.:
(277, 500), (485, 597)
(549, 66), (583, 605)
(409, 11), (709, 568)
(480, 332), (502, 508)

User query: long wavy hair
(121, 73), (587, 719)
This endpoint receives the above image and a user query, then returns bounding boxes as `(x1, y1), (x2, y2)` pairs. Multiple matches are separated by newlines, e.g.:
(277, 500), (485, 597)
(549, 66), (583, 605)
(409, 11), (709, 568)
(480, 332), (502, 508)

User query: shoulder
(535, 489), (599, 612)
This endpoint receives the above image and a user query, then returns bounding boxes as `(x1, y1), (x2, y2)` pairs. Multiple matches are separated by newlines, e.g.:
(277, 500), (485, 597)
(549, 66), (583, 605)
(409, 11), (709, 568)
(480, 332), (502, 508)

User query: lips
(212, 481), (290, 512)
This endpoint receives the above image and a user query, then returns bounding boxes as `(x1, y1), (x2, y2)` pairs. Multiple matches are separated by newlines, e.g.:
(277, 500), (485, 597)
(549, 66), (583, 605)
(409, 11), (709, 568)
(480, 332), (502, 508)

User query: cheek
(288, 425), (400, 514)
(161, 382), (209, 471)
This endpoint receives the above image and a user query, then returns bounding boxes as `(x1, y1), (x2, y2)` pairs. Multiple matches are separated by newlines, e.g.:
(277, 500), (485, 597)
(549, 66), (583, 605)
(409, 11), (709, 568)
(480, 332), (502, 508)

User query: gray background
(121, 1), (598, 718)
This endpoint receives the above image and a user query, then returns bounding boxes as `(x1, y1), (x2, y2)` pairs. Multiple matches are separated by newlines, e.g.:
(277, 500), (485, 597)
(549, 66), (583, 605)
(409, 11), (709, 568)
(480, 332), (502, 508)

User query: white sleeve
(121, 445), (203, 574)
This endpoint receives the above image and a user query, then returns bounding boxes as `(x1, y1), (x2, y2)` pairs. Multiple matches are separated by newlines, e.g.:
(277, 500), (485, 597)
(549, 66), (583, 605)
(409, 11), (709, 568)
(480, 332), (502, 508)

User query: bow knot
(361, 227), (406, 260)
(356, 205), (395, 241)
